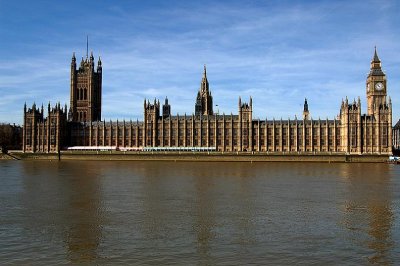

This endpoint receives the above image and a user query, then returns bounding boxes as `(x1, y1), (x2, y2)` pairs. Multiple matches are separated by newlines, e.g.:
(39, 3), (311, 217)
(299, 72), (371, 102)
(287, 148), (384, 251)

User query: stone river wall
(8, 151), (390, 163)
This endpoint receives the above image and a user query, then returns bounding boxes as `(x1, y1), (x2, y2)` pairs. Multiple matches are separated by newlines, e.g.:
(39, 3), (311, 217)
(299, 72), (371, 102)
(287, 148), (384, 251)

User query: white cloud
(1, 1), (400, 124)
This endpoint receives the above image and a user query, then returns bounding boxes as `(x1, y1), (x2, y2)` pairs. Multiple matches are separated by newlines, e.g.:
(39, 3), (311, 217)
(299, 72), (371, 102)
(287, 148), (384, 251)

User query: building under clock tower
(366, 47), (387, 115)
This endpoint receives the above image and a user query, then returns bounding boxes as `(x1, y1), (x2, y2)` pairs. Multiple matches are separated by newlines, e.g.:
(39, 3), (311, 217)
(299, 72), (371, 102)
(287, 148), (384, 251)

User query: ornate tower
(238, 97), (253, 151)
(162, 97), (171, 118)
(195, 65), (213, 116)
(143, 99), (160, 147)
(303, 98), (310, 120)
(366, 47), (387, 116)
(69, 51), (102, 122)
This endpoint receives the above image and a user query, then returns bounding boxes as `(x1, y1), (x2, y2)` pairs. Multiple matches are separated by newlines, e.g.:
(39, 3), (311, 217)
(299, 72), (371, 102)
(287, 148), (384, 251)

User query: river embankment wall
(6, 151), (390, 163)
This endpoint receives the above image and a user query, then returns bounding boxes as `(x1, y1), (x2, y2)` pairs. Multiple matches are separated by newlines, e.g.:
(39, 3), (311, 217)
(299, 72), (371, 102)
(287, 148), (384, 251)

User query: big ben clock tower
(366, 47), (387, 115)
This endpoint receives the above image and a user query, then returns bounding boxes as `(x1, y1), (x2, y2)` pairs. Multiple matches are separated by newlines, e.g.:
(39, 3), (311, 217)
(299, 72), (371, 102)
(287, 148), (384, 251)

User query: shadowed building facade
(23, 48), (393, 154)
(393, 119), (400, 152)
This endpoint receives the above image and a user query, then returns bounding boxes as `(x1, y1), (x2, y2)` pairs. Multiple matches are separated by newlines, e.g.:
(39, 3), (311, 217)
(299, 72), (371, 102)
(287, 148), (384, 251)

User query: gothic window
(382, 125), (388, 147)
(351, 126), (357, 147)
(366, 126), (371, 145)
(290, 129), (295, 146)
(298, 128), (303, 146)
(84, 89), (87, 100)
(275, 128), (280, 142)
(267, 131), (272, 146)
(50, 128), (56, 145)
(243, 128), (248, 137)
(283, 127), (288, 144)
(26, 132), (31, 146)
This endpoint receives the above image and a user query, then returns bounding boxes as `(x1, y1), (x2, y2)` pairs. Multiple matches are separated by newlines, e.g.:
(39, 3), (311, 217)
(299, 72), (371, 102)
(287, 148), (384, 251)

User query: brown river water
(0, 161), (399, 265)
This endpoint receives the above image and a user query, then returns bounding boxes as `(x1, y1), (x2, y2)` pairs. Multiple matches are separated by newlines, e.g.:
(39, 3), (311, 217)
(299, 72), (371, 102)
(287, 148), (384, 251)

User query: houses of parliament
(22, 48), (393, 155)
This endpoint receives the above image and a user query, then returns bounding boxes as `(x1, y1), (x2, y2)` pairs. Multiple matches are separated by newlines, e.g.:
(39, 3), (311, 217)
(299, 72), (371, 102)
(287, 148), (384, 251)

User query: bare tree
(0, 123), (22, 152)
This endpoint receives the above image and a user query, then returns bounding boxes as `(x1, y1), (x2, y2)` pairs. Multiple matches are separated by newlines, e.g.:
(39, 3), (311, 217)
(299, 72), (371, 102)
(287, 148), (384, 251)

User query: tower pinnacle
(195, 65), (213, 115)
(373, 46), (380, 62)
(86, 35), (89, 59)
(303, 98), (310, 120)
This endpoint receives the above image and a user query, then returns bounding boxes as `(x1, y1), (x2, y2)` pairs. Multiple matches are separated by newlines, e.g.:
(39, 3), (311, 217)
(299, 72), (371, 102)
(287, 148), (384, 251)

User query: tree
(0, 123), (22, 152)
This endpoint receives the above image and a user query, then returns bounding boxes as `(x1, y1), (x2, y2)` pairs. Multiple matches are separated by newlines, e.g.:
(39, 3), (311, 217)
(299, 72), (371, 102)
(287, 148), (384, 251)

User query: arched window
(84, 89), (87, 100)
(83, 112), (86, 121)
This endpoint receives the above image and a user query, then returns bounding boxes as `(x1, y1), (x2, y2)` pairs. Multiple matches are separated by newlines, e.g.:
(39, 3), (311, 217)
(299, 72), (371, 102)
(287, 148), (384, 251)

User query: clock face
(375, 82), (384, 91)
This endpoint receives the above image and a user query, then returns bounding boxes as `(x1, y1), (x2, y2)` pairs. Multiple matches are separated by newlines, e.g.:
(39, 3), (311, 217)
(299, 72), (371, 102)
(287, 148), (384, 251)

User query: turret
(195, 65), (213, 115)
(303, 98), (309, 120)
(97, 57), (102, 72)
(71, 52), (76, 66)
(162, 97), (171, 118)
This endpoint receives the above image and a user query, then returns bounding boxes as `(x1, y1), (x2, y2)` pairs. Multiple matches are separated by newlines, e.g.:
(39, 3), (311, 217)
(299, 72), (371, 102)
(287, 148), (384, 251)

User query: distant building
(393, 119), (400, 152)
(23, 48), (393, 154)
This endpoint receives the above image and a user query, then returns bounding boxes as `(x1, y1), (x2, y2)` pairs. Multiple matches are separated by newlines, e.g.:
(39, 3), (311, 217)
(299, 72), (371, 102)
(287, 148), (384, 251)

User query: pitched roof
(394, 119), (400, 130)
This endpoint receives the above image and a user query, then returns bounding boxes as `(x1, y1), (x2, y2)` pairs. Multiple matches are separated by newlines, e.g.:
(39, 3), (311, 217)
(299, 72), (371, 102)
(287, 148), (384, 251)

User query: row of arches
(77, 88), (88, 101)
(78, 111), (87, 122)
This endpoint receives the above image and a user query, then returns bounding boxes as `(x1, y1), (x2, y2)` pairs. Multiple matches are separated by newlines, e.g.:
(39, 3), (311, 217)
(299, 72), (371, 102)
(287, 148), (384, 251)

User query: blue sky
(1, 0), (400, 125)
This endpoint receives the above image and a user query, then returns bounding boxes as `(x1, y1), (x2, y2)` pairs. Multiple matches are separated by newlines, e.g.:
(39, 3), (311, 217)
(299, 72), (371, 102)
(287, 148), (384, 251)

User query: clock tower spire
(366, 47), (387, 115)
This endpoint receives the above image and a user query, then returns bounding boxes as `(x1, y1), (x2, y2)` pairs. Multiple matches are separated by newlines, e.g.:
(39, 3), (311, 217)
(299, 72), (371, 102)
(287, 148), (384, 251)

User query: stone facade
(69, 52), (102, 122)
(23, 103), (67, 152)
(393, 119), (400, 151)
(23, 48), (393, 155)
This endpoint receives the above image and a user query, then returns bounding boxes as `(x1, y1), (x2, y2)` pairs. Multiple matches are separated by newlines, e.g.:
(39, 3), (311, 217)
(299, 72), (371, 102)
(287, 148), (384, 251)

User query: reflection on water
(63, 165), (103, 263)
(193, 172), (216, 263)
(340, 164), (394, 264)
(18, 162), (104, 264)
(0, 161), (399, 264)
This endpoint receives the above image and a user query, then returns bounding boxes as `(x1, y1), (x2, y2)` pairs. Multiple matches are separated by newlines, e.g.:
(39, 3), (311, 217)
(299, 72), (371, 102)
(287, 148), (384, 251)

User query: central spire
(195, 65), (213, 116)
(303, 98), (310, 120)
(373, 46), (380, 62)
(200, 64), (209, 95)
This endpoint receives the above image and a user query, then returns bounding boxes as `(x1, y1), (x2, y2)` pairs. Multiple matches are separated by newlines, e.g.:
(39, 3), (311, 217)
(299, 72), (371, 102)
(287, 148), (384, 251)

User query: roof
(394, 119), (400, 130)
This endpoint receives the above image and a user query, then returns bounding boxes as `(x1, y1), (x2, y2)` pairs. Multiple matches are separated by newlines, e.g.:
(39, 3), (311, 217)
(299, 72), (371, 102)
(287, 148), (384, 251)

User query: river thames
(0, 161), (399, 264)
